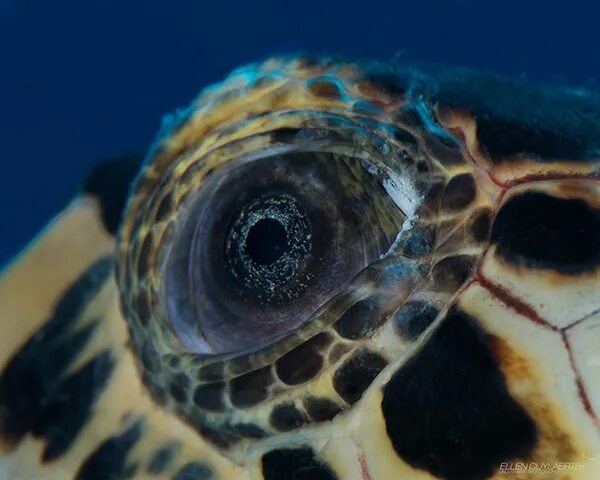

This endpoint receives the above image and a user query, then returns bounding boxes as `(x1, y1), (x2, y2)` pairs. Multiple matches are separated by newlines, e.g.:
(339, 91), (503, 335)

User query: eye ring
(222, 193), (312, 300)
(116, 101), (427, 452)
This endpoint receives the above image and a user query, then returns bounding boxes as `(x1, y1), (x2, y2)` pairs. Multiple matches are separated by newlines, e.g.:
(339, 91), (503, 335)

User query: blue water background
(1, 0), (598, 266)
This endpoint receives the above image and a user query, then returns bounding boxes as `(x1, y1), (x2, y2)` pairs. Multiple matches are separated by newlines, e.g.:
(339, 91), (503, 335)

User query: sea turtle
(1, 56), (599, 480)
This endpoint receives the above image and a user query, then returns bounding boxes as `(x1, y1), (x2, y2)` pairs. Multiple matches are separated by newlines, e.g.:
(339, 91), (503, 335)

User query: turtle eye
(165, 150), (406, 354)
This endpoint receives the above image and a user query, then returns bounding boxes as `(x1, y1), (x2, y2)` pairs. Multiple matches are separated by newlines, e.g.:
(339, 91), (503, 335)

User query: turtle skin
(0, 56), (599, 480)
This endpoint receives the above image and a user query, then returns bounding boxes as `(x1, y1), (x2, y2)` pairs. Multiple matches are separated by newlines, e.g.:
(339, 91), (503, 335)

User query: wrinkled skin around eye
(165, 150), (406, 354)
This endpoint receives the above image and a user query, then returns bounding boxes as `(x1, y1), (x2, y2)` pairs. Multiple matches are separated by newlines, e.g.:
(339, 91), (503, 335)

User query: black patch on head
(303, 397), (343, 422)
(229, 367), (273, 408)
(172, 462), (213, 480)
(475, 114), (589, 160)
(147, 441), (180, 475)
(275, 333), (331, 385)
(441, 173), (476, 211)
(262, 446), (337, 480)
(83, 154), (143, 235)
(382, 308), (537, 480)
(334, 299), (385, 340)
(428, 66), (600, 162)
(269, 404), (309, 431)
(75, 420), (144, 480)
(193, 382), (226, 412)
(431, 254), (475, 292)
(34, 350), (115, 462)
(491, 191), (600, 274)
(0, 257), (113, 453)
(333, 350), (387, 404)
(393, 301), (440, 341)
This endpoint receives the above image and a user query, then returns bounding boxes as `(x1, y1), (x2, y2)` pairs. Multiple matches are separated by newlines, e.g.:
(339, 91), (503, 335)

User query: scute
(381, 306), (537, 480)
(491, 190), (600, 273)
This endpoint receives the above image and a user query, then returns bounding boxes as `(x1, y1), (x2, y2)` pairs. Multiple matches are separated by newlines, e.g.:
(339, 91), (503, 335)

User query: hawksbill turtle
(1, 56), (599, 480)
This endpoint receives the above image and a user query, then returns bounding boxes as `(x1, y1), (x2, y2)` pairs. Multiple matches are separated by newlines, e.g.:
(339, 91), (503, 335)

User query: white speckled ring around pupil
(225, 193), (312, 297)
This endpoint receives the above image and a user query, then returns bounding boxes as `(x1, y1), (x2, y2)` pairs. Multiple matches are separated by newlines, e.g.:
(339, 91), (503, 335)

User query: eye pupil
(245, 218), (289, 265)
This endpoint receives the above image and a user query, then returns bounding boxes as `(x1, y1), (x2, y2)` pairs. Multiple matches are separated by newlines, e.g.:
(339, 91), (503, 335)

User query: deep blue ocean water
(1, 0), (598, 266)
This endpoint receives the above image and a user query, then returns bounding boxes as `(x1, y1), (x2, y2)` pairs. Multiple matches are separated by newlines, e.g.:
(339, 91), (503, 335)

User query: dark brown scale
(431, 254), (475, 292)
(396, 224), (436, 258)
(178, 161), (204, 188)
(168, 381), (187, 404)
(360, 72), (407, 97)
(227, 355), (258, 376)
(393, 301), (440, 341)
(270, 127), (300, 144)
(155, 192), (174, 223)
(193, 382), (226, 412)
(333, 350), (387, 404)
(303, 397), (344, 422)
(275, 333), (332, 385)
(136, 232), (155, 279)
(269, 403), (309, 431)
(197, 361), (225, 382)
(470, 208), (492, 242)
(440, 173), (476, 211)
(172, 372), (190, 388)
(308, 78), (343, 99)
(229, 366), (274, 408)
(334, 299), (385, 340)
(167, 355), (181, 370)
(416, 182), (445, 220)
(391, 126), (419, 147)
(416, 161), (429, 173)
